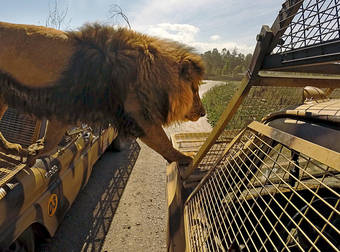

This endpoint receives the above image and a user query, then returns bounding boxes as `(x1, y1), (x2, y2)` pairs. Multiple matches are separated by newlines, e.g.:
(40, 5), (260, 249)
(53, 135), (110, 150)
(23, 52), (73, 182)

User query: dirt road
(50, 80), (224, 251)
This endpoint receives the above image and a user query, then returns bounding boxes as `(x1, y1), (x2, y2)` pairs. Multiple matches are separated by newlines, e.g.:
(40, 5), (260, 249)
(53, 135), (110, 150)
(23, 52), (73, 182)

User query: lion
(0, 22), (205, 165)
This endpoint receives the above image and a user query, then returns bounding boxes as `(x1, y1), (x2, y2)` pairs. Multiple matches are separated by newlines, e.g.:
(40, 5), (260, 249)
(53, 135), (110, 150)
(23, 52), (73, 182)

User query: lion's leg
(0, 98), (27, 155)
(140, 123), (193, 165)
(124, 92), (192, 165)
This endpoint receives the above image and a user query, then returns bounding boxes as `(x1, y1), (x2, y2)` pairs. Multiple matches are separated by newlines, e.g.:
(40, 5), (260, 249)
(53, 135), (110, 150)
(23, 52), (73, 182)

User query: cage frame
(183, 0), (340, 179)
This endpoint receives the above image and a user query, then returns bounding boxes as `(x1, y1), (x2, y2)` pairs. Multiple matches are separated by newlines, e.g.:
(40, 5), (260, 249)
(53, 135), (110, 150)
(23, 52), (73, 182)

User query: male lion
(0, 22), (205, 165)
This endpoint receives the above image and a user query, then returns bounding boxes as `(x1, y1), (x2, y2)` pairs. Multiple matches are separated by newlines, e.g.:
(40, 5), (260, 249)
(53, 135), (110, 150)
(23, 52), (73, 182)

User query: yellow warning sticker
(48, 194), (58, 217)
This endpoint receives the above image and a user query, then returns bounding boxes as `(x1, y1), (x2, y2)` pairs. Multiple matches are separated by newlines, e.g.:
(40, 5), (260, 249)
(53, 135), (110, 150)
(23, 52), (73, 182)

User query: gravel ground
(50, 80), (224, 251)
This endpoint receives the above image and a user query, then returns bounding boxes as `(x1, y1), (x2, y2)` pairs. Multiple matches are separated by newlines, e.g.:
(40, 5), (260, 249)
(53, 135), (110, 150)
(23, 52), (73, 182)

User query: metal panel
(185, 123), (340, 251)
(264, 0), (340, 70)
(0, 108), (41, 187)
(0, 108), (39, 148)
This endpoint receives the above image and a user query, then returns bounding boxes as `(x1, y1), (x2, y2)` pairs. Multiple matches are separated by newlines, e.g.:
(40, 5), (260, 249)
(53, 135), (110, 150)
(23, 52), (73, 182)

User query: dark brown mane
(0, 70), (143, 137)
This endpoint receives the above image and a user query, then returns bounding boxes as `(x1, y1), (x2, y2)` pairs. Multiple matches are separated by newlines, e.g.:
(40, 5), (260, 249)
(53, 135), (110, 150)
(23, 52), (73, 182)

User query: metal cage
(167, 1), (340, 251)
(184, 121), (340, 251)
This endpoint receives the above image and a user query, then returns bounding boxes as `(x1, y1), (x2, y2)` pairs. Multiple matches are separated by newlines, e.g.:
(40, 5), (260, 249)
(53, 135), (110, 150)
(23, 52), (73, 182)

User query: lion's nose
(200, 111), (206, 117)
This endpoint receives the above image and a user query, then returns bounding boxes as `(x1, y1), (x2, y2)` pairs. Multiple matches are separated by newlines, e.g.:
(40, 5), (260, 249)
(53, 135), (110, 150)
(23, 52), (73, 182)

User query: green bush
(202, 81), (239, 127)
(202, 83), (304, 128)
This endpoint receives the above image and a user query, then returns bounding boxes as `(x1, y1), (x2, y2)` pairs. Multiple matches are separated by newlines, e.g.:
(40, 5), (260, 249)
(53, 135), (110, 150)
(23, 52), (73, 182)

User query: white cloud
(146, 23), (199, 44)
(127, 0), (259, 54)
(210, 35), (220, 41)
(144, 23), (254, 54)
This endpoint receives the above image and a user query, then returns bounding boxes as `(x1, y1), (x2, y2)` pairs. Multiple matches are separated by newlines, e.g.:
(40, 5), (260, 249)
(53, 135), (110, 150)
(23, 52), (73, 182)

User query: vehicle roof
(263, 99), (340, 153)
(263, 99), (340, 125)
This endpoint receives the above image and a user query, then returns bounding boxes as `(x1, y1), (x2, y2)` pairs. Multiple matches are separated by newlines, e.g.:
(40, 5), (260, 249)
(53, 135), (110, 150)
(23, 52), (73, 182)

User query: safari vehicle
(167, 0), (340, 251)
(0, 107), (118, 251)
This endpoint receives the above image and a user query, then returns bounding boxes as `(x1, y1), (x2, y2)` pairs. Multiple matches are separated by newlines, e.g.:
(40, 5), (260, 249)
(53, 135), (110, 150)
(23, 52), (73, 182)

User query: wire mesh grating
(273, 0), (340, 54)
(0, 108), (38, 148)
(0, 108), (40, 187)
(185, 125), (340, 252)
(197, 86), (304, 176)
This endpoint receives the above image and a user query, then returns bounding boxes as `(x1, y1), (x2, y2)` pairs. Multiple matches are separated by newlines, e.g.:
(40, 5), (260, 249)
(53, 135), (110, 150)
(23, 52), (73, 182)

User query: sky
(0, 0), (283, 54)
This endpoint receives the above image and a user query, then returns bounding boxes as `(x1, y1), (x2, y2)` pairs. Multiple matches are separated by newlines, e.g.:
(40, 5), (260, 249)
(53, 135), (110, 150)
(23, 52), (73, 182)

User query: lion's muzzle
(185, 95), (206, 121)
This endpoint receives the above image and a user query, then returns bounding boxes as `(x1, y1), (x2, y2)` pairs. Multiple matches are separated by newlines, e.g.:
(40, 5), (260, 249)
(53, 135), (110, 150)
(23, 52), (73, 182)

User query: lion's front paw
(6, 142), (28, 156)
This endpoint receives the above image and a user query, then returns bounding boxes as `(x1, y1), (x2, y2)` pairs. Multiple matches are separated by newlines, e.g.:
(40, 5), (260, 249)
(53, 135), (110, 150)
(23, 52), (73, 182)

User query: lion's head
(166, 53), (206, 124)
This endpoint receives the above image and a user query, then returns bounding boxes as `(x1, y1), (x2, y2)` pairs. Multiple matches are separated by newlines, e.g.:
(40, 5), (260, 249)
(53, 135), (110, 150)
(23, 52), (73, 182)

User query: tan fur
(0, 22), (75, 87)
(0, 22), (205, 165)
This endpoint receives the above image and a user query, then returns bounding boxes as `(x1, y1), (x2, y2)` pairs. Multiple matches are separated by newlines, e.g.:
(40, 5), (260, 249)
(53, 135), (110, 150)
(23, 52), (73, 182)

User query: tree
(222, 61), (231, 75)
(46, 0), (71, 30)
(211, 48), (223, 75)
(244, 53), (253, 69)
(108, 4), (131, 29)
(201, 47), (253, 78)
(232, 65), (243, 77)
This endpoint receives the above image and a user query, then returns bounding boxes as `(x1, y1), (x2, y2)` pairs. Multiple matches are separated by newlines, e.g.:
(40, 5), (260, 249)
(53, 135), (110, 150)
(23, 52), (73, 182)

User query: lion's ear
(180, 56), (205, 81)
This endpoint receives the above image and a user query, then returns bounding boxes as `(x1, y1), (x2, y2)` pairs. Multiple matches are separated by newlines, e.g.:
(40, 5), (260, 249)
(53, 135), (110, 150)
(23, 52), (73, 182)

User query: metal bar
(205, 136), (305, 250)
(259, 70), (340, 80)
(183, 207), (191, 252)
(317, 1), (323, 44)
(309, 198), (340, 252)
(225, 154), (299, 251)
(204, 179), (231, 249)
(336, 0), (340, 38)
(240, 140), (340, 250)
(209, 169), (257, 251)
(235, 144), (295, 250)
(185, 129), (246, 205)
(238, 141), (322, 250)
(209, 170), (243, 248)
(256, 70), (340, 88)
(244, 134), (340, 228)
(293, 169), (325, 252)
(196, 187), (215, 251)
(203, 181), (228, 251)
(182, 79), (251, 179)
(247, 121), (340, 170)
(257, 76), (340, 88)
(248, 133), (340, 214)
(0, 164), (26, 187)
(190, 195), (203, 251)
(302, 2), (306, 48)
(186, 201), (198, 251)
(219, 160), (277, 251)
(269, 0), (304, 53)
(263, 40), (340, 70)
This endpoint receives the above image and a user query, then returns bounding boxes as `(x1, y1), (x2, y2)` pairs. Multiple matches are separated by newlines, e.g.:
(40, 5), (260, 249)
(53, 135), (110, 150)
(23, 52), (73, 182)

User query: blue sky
(1, 0), (283, 54)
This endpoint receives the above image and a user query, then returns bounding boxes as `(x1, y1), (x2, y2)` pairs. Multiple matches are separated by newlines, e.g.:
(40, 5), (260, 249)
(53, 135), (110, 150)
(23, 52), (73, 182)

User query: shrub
(202, 81), (239, 127)
(202, 82), (304, 128)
